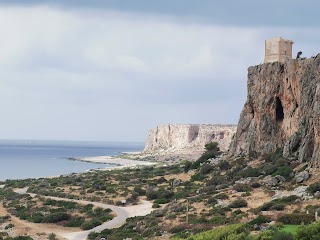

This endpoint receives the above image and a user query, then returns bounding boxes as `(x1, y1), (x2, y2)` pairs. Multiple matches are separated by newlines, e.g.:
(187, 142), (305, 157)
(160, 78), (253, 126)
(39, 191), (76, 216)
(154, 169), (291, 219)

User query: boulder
(295, 171), (310, 183)
(264, 175), (286, 186)
(314, 191), (320, 198)
(172, 179), (181, 187)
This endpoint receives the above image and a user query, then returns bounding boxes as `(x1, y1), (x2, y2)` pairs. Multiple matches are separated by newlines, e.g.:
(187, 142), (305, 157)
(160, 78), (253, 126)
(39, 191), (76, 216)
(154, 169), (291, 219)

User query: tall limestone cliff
(229, 55), (320, 166)
(144, 124), (237, 153)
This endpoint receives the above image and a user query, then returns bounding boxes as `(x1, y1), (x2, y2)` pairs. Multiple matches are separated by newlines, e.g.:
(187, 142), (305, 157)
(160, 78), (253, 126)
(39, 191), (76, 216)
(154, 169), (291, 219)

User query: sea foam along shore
(69, 155), (156, 170)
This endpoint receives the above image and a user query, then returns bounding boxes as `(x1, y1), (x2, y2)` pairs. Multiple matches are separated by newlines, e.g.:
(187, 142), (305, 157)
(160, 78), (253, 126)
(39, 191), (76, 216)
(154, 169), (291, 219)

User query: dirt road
(13, 188), (153, 240)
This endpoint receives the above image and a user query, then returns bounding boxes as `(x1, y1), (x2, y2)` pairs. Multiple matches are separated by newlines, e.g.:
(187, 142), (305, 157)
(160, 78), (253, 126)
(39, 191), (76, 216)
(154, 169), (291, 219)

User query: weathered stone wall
(229, 55), (320, 166)
(144, 124), (237, 153)
(264, 37), (293, 63)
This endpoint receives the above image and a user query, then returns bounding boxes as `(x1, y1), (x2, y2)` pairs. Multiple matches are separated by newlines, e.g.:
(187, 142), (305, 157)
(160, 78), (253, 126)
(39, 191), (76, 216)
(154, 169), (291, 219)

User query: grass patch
(280, 225), (300, 234)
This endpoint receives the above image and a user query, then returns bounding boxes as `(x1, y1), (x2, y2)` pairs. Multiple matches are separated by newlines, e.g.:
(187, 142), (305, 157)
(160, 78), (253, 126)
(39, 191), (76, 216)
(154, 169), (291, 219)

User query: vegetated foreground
(1, 142), (320, 239)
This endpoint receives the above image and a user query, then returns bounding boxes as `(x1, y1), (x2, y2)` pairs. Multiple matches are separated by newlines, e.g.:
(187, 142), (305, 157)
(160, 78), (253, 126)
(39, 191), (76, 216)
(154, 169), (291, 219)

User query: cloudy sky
(0, 0), (319, 142)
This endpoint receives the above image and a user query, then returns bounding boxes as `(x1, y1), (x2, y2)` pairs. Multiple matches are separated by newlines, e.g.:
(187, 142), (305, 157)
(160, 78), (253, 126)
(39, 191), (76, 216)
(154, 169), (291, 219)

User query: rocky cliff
(144, 124), (237, 153)
(229, 55), (320, 166)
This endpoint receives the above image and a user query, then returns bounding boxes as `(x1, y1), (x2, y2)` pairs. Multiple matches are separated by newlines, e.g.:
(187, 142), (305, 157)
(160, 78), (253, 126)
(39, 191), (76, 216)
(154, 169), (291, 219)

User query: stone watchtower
(264, 37), (294, 63)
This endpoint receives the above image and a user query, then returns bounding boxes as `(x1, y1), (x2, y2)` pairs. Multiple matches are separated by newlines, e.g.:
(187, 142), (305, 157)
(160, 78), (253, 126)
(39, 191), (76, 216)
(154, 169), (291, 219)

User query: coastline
(68, 155), (157, 170)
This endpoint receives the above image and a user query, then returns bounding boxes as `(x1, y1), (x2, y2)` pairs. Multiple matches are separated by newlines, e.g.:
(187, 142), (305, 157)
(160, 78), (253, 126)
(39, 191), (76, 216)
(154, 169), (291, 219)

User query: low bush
(214, 193), (229, 200)
(190, 173), (206, 182)
(42, 212), (71, 223)
(229, 198), (247, 208)
(248, 215), (270, 225)
(152, 203), (160, 208)
(233, 184), (252, 192)
(272, 166), (293, 179)
(171, 223), (249, 240)
(260, 195), (298, 211)
(238, 167), (260, 178)
(207, 197), (218, 205)
(206, 176), (227, 186)
(217, 160), (231, 170)
(279, 213), (315, 225)
(183, 161), (192, 173)
(308, 182), (320, 194)
(81, 219), (102, 230)
(296, 221), (320, 239)
(199, 164), (214, 175)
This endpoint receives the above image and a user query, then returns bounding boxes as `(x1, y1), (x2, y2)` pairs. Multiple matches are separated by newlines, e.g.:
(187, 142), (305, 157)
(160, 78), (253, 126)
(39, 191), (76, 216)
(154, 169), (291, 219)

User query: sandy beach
(72, 155), (157, 170)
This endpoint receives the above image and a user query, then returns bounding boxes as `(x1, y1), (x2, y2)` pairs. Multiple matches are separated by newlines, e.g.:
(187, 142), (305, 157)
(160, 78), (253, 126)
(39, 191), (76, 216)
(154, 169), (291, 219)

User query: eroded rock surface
(229, 55), (320, 166)
(144, 124), (237, 153)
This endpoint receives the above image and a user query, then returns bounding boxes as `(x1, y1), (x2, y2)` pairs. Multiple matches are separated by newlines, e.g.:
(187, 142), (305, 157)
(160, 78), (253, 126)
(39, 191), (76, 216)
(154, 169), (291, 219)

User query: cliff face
(229, 56), (320, 166)
(144, 124), (237, 153)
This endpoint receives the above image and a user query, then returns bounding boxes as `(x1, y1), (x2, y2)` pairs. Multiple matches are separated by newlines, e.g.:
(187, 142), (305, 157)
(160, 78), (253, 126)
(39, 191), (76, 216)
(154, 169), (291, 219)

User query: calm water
(0, 140), (143, 181)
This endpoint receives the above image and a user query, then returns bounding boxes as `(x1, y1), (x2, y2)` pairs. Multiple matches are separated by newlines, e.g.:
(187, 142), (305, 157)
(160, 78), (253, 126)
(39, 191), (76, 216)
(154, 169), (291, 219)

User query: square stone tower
(264, 37), (294, 63)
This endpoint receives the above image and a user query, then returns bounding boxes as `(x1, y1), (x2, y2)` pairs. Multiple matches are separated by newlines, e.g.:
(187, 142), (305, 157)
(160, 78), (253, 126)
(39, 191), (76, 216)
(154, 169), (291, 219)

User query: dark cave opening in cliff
(275, 97), (284, 122)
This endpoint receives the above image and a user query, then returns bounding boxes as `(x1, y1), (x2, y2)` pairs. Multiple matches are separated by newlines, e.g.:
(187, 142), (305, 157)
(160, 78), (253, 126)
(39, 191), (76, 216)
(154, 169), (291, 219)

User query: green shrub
(183, 161), (192, 173)
(238, 167), (260, 178)
(214, 193), (229, 200)
(307, 182), (320, 194)
(171, 223), (248, 240)
(146, 190), (159, 200)
(206, 176), (227, 186)
(200, 164), (214, 175)
(42, 212), (71, 223)
(229, 198), (248, 208)
(152, 203), (160, 208)
(272, 166), (293, 178)
(217, 160), (231, 170)
(133, 186), (146, 196)
(272, 231), (294, 240)
(296, 221), (320, 239)
(205, 142), (219, 151)
(169, 225), (187, 234)
(154, 198), (170, 204)
(263, 163), (278, 176)
(248, 215), (270, 225)
(48, 233), (57, 240)
(233, 184), (252, 192)
(63, 216), (84, 227)
(207, 197), (218, 205)
(209, 216), (225, 224)
(260, 196), (298, 211)
(190, 172), (205, 182)
(279, 213), (315, 224)
(80, 219), (102, 230)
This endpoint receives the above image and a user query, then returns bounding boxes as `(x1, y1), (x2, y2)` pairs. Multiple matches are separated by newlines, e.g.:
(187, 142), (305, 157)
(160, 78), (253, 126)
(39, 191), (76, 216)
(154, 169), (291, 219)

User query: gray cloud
(0, 6), (319, 142)
(0, 0), (319, 27)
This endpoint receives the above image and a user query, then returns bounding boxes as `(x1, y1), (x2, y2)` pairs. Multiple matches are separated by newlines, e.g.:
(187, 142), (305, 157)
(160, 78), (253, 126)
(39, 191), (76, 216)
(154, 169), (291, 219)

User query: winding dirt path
(12, 188), (153, 240)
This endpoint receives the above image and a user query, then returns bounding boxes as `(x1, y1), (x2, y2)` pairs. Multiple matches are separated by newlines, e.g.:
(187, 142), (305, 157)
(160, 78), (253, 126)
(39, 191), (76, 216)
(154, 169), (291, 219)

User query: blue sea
(0, 140), (143, 181)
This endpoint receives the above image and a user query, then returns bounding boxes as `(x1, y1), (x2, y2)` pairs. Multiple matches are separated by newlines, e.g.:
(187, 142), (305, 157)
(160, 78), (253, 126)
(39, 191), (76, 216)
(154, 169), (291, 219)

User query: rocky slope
(229, 55), (320, 166)
(144, 124), (237, 153)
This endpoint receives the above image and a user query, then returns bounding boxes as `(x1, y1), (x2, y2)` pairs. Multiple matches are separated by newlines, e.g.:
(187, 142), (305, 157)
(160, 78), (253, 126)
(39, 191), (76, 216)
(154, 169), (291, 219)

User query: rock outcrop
(144, 124), (237, 153)
(229, 55), (320, 166)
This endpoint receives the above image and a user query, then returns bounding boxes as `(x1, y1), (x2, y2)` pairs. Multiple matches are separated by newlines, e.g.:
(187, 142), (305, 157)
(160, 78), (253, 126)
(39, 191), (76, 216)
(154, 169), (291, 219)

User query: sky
(0, 1), (319, 142)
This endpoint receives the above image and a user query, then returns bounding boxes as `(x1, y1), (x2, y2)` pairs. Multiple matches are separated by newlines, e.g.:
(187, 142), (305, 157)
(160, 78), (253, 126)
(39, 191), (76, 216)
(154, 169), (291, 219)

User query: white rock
(144, 124), (237, 153)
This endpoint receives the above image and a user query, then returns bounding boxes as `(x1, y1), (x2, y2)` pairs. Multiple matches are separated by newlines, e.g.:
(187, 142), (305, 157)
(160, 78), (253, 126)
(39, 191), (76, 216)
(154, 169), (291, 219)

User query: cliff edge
(144, 124), (237, 153)
(229, 55), (320, 166)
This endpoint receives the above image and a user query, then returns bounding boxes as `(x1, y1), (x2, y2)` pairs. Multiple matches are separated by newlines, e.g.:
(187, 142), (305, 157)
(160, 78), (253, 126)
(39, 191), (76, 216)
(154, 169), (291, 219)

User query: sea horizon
(0, 139), (144, 182)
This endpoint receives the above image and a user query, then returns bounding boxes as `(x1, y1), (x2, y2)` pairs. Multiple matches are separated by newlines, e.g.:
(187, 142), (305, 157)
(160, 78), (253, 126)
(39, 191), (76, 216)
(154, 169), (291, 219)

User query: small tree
(48, 233), (57, 240)
(205, 142), (219, 151)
